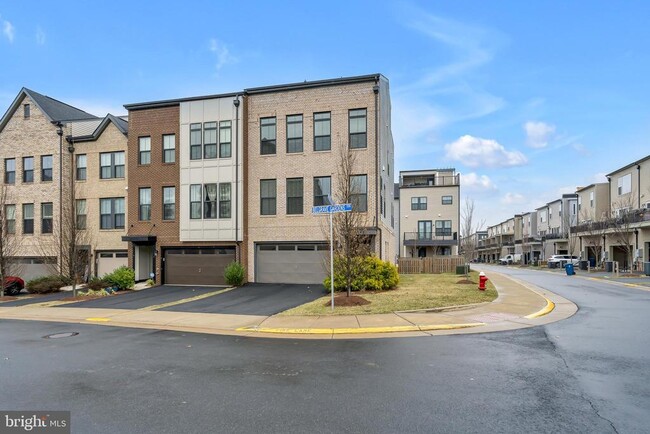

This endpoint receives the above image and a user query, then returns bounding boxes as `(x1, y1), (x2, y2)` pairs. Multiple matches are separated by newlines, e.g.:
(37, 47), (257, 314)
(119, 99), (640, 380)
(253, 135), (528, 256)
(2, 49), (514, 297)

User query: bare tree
(609, 192), (638, 272)
(460, 198), (485, 272)
(577, 209), (608, 268)
(0, 186), (22, 297)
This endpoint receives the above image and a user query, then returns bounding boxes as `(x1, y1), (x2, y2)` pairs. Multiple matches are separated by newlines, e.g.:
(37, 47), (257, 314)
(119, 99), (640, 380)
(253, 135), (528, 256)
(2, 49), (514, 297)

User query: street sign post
(312, 203), (352, 310)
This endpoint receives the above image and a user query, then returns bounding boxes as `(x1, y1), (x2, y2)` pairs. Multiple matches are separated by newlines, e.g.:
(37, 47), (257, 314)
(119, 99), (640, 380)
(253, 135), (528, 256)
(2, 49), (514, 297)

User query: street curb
(524, 297), (555, 318)
(236, 322), (486, 335)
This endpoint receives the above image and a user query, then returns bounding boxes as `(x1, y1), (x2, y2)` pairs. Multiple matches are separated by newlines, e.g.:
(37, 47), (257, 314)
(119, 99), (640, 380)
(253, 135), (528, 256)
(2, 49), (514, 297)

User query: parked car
(547, 255), (579, 267)
(3, 276), (25, 296)
(498, 254), (521, 265)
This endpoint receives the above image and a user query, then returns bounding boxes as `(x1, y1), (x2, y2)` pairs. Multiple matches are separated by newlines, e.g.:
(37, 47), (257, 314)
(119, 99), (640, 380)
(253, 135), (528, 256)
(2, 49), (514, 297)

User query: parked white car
(547, 255), (580, 266)
(498, 254), (521, 265)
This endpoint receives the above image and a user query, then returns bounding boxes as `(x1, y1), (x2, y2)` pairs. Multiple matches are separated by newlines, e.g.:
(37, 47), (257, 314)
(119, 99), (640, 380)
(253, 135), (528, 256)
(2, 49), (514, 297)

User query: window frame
(162, 186), (175, 221)
(313, 111), (331, 151)
(76, 154), (87, 180)
(139, 187), (151, 221)
(22, 203), (34, 235)
(350, 174), (368, 212)
(76, 199), (87, 230)
(348, 108), (367, 149)
(41, 155), (53, 182)
(138, 136), (151, 165)
(219, 121), (232, 158)
(219, 183), (231, 219)
(286, 114), (303, 153)
(5, 204), (15, 234)
(99, 151), (125, 179)
(190, 123), (202, 160)
(435, 220), (452, 236)
(100, 197), (125, 230)
(22, 156), (34, 183)
(442, 195), (453, 205)
(163, 134), (176, 163)
(286, 177), (304, 215)
(418, 220), (433, 240)
(23, 104), (30, 119)
(203, 183), (218, 219)
(4, 158), (15, 184)
(190, 184), (202, 219)
(203, 122), (218, 159)
(41, 202), (53, 234)
(260, 117), (277, 155)
(313, 176), (331, 206)
(411, 197), (427, 211)
(260, 179), (277, 215)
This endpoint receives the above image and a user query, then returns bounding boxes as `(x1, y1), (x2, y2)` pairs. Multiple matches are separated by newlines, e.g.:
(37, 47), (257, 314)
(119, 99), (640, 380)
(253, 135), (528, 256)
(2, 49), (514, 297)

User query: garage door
(256, 243), (328, 284)
(97, 251), (128, 277)
(9, 257), (57, 281)
(164, 248), (235, 285)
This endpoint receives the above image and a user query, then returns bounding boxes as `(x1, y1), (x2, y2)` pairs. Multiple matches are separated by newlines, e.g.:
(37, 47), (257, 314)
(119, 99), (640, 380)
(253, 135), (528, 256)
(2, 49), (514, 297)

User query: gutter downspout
(373, 82), (380, 259)
(54, 121), (64, 275)
(234, 96), (241, 262)
(637, 164), (641, 209)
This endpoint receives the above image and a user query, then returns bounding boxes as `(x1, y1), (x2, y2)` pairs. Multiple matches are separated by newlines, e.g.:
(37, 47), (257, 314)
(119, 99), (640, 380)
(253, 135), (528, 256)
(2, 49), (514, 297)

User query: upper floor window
(220, 121), (232, 158)
(219, 183), (231, 219)
(190, 123), (202, 160)
(350, 175), (368, 212)
(139, 188), (151, 221)
(5, 204), (15, 234)
(139, 137), (151, 165)
(590, 191), (594, 207)
(100, 151), (125, 179)
(314, 112), (331, 151)
(4, 159), (15, 184)
(442, 195), (453, 205)
(313, 176), (331, 206)
(204, 122), (218, 159)
(260, 179), (277, 215)
(23, 104), (30, 119)
(22, 156), (33, 183)
(76, 199), (87, 230)
(163, 134), (176, 163)
(349, 109), (367, 149)
(163, 186), (175, 221)
(286, 178), (303, 215)
(41, 202), (53, 234)
(203, 184), (218, 219)
(435, 220), (452, 236)
(41, 155), (53, 181)
(286, 115), (303, 153)
(260, 117), (276, 155)
(617, 173), (631, 195)
(190, 185), (202, 219)
(100, 197), (125, 229)
(76, 154), (87, 180)
(22, 204), (34, 234)
(411, 197), (427, 210)
(189, 183), (230, 220)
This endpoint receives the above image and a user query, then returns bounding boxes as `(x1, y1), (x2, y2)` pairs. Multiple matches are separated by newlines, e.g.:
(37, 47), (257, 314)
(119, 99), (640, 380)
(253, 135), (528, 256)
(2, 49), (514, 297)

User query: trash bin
(644, 262), (650, 276)
(579, 260), (588, 271)
(605, 261), (613, 272)
(589, 258), (596, 268)
(565, 263), (575, 275)
(548, 261), (557, 269)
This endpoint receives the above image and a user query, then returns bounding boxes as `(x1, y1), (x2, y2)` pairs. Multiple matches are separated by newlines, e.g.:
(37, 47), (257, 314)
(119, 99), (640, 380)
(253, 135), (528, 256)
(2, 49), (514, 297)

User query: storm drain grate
(43, 332), (79, 339)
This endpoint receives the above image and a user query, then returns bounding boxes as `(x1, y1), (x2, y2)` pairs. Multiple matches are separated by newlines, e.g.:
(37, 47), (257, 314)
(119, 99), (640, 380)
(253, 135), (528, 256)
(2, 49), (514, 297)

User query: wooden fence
(397, 256), (465, 274)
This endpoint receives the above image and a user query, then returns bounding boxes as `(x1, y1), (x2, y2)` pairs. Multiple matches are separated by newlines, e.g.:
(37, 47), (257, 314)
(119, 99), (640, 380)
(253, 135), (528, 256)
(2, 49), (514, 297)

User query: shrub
(26, 275), (72, 294)
(103, 266), (135, 291)
(86, 277), (109, 291)
(80, 289), (111, 297)
(145, 279), (155, 287)
(323, 255), (399, 292)
(224, 261), (245, 286)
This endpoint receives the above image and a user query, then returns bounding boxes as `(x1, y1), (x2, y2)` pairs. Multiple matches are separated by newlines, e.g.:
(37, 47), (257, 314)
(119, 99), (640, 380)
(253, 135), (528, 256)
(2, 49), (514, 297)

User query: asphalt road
(61, 286), (222, 310)
(1, 267), (648, 433)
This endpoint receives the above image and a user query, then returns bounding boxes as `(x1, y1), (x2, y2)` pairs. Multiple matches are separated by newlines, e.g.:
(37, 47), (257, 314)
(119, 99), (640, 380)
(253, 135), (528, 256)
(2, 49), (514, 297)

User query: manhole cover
(43, 332), (79, 339)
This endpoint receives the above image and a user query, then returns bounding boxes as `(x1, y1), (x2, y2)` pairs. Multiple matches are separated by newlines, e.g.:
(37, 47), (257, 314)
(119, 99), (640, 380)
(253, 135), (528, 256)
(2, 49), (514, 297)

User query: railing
(398, 256), (465, 274)
(400, 174), (460, 187)
(543, 232), (566, 240)
(403, 232), (457, 245)
(573, 209), (650, 233)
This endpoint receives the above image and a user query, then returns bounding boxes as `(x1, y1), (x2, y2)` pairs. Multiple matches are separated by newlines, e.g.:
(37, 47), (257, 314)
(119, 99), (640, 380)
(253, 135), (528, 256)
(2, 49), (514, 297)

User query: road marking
(524, 297), (555, 318)
(86, 317), (111, 322)
(236, 322), (485, 335)
(138, 287), (235, 311)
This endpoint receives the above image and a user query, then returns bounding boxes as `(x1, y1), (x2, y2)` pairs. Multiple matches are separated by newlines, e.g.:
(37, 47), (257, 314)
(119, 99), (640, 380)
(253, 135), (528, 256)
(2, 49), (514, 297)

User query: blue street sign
(312, 203), (353, 214)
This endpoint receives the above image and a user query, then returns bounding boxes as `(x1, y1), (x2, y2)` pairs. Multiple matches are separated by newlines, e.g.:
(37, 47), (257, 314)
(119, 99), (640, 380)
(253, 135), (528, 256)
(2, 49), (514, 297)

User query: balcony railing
(400, 174), (460, 188)
(573, 209), (650, 233)
(403, 232), (457, 246)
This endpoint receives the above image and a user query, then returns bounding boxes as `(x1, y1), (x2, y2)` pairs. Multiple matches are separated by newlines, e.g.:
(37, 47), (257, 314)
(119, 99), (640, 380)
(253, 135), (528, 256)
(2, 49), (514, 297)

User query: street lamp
(66, 136), (76, 296)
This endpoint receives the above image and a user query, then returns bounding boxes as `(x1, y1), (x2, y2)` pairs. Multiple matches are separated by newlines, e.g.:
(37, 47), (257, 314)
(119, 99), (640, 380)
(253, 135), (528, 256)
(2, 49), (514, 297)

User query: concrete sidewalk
(0, 271), (577, 339)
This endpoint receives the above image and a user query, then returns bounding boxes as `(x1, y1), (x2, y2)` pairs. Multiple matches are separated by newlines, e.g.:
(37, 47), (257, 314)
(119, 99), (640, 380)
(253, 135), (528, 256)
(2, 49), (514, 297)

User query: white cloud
(462, 172), (497, 191)
(524, 121), (555, 148)
(208, 38), (237, 71)
(2, 17), (14, 43)
(35, 27), (45, 45)
(445, 135), (528, 168)
(501, 192), (526, 205)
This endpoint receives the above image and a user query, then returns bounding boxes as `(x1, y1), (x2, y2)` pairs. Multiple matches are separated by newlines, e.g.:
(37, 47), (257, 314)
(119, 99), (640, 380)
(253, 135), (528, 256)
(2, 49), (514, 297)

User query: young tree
(0, 186), (21, 297)
(609, 190), (639, 272)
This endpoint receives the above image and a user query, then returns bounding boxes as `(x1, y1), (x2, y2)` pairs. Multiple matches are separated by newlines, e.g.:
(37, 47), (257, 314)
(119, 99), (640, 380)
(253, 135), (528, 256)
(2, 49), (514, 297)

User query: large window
(435, 220), (452, 236)
(260, 179), (276, 215)
(4, 159), (15, 184)
(350, 175), (368, 212)
(163, 134), (176, 163)
(22, 204), (34, 234)
(190, 185), (202, 219)
(139, 188), (151, 221)
(411, 197), (427, 210)
(139, 137), (151, 165)
(219, 121), (231, 158)
(190, 123), (202, 160)
(203, 122), (218, 159)
(76, 154), (87, 180)
(617, 173), (631, 195)
(41, 202), (53, 234)
(349, 109), (367, 149)
(76, 199), (86, 230)
(163, 186), (175, 221)
(100, 151), (125, 179)
(100, 198), (125, 229)
(22, 156), (33, 183)
(314, 112), (331, 151)
(286, 114), (303, 153)
(442, 195), (453, 205)
(203, 184), (218, 219)
(41, 155), (53, 181)
(286, 178), (303, 215)
(418, 220), (432, 239)
(5, 205), (15, 234)
(219, 183), (231, 219)
(260, 117), (276, 155)
(313, 176), (331, 206)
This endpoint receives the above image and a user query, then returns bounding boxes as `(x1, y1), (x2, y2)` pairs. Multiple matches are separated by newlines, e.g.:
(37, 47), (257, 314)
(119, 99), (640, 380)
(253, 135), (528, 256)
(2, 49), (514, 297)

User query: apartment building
(397, 169), (460, 258)
(245, 74), (395, 283)
(520, 211), (540, 264)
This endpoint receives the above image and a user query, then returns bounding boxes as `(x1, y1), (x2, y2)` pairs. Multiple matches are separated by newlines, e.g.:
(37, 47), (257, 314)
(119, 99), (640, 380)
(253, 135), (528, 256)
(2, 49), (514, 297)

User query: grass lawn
(280, 271), (498, 316)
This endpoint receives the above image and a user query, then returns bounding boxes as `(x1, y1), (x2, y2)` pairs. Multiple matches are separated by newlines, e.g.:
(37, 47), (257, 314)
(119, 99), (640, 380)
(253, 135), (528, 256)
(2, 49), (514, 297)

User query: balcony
(573, 209), (650, 233)
(400, 174), (460, 188)
(403, 232), (458, 247)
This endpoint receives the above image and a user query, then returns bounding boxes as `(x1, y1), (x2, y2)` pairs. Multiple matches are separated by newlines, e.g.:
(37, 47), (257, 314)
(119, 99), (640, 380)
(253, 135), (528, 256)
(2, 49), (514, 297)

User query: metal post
(330, 211), (334, 311)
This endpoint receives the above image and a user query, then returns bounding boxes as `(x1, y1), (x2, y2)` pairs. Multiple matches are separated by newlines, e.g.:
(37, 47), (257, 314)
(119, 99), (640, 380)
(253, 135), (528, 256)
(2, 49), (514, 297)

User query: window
(41, 155), (53, 181)
(349, 109), (367, 149)
(23, 104), (30, 119)
(139, 188), (151, 221)
(163, 134), (175, 163)
(5, 205), (15, 234)
(590, 191), (594, 208)
(260, 117), (276, 155)
(100, 151), (125, 179)
(22, 204), (34, 234)
(203, 184), (218, 219)
(286, 178), (303, 214)
(617, 173), (631, 195)
(418, 221), (432, 240)
(286, 115), (303, 153)
(76, 154), (87, 180)
(190, 123), (202, 160)
(314, 112), (331, 151)
(76, 199), (86, 230)
(41, 202), (53, 234)
(139, 137), (151, 165)
(190, 185), (202, 219)
(435, 220), (452, 236)
(313, 176), (331, 206)
(350, 175), (368, 212)
(219, 183), (231, 219)
(22, 156), (33, 183)
(100, 198), (125, 229)
(411, 197), (427, 210)
(442, 195), (453, 205)
(163, 187), (175, 221)
(219, 121), (232, 158)
(4, 159), (15, 184)
(260, 179), (276, 215)
(204, 122), (217, 159)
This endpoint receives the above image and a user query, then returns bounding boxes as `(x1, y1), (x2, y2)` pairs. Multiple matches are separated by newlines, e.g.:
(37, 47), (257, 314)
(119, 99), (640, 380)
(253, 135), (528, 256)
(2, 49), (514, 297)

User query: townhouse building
(397, 168), (460, 258)
(573, 183), (609, 265)
(520, 211), (540, 264)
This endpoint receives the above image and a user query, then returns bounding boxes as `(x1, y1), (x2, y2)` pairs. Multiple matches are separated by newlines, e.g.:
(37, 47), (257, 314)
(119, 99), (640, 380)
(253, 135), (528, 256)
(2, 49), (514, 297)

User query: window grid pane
(204, 122), (217, 159)
(190, 184), (202, 219)
(204, 184), (217, 219)
(163, 134), (176, 163)
(139, 137), (151, 165)
(350, 175), (367, 212)
(190, 123), (202, 160)
(349, 109), (367, 149)
(286, 178), (303, 214)
(260, 117), (276, 155)
(219, 183), (231, 219)
(313, 176), (331, 206)
(260, 179), (276, 215)
(219, 121), (232, 158)
(286, 115), (303, 153)
(163, 186), (175, 221)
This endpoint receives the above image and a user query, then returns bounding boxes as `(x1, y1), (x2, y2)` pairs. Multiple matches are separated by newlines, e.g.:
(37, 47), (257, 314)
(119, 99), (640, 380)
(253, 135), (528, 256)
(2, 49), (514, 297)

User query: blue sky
(1, 1), (649, 226)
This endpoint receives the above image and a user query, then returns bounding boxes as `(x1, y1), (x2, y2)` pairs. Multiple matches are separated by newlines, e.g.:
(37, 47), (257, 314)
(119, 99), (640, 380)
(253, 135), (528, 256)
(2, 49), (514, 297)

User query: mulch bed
(456, 279), (475, 284)
(60, 290), (132, 302)
(0, 296), (20, 302)
(325, 294), (371, 307)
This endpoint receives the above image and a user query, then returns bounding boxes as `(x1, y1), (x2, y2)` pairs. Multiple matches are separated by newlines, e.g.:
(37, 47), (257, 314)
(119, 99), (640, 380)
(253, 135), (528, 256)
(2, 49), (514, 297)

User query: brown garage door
(164, 248), (235, 285)
(256, 243), (328, 284)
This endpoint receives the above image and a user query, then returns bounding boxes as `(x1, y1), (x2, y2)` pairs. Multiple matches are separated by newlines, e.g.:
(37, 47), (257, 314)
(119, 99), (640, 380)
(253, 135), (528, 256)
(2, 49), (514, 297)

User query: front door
(418, 220), (432, 240)
(136, 245), (154, 281)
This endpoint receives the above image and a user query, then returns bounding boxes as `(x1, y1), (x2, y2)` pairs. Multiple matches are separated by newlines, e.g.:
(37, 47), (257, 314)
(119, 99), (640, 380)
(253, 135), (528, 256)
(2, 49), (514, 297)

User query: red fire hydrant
(478, 272), (488, 291)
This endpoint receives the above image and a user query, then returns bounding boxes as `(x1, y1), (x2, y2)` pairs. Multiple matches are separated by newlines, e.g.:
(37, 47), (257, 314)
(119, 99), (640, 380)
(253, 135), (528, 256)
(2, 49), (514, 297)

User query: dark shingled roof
(23, 88), (97, 121)
(70, 114), (128, 142)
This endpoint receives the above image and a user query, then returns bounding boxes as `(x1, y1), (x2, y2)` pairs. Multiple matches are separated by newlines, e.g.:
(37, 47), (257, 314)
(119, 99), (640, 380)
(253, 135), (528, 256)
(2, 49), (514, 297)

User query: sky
(1, 1), (649, 228)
